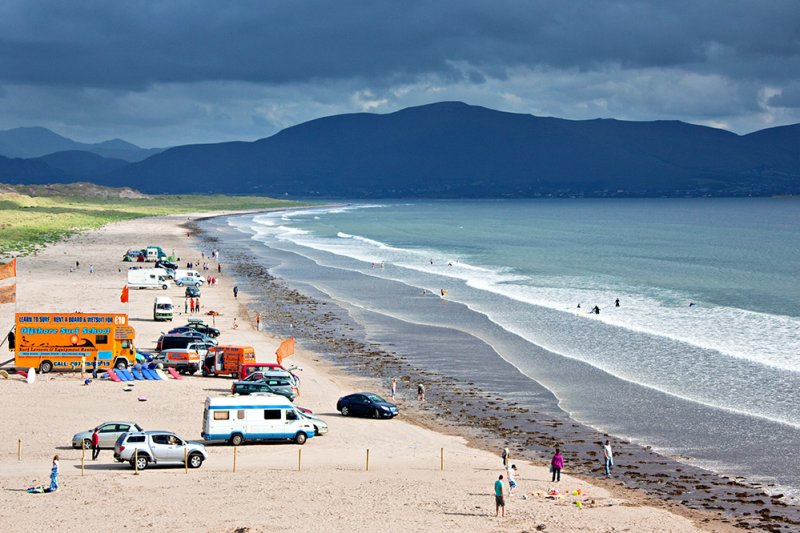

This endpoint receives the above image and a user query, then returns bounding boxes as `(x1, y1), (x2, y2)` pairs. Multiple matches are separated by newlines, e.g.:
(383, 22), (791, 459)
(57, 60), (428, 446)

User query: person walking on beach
(602, 439), (614, 478)
(88, 264), (93, 274)
(50, 455), (60, 492)
(501, 447), (510, 467)
(417, 382), (426, 402)
(189, 298), (195, 314)
(507, 464), (518, 496)
(551, 448), (564, 482)
(233, 285), (238, 299)
(390, 377), (397, 400)
(232, 317), (239, 330)
(256, 313), (262, 331)
(184, 298), (189, 314)
(91, 429), (100, 460)
(494, 474), (506, 517)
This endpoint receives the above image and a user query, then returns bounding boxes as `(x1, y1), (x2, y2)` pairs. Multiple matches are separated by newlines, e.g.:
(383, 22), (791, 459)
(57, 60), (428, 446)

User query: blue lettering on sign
(81, 327), (110, 335)
(20, 327), (58, 335)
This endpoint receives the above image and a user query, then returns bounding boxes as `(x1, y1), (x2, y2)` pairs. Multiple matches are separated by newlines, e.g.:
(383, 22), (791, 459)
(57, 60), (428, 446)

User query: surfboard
(0, 369), (8, 379)
(155, 369), (169, 380)
(26, 367), (36, 384)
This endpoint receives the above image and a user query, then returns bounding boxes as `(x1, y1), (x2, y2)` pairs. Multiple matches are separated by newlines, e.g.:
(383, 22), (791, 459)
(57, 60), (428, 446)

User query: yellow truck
(9, 313), (136, 373)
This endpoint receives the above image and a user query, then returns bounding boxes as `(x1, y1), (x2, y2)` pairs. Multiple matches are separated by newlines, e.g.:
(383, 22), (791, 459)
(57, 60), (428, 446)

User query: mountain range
(0, 127), (163, 162)
(1, 102), (799, 197)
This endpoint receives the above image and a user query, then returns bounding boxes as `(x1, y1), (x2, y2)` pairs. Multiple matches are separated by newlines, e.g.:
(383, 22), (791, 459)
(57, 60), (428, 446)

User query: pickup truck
(114, 430), (208, 470)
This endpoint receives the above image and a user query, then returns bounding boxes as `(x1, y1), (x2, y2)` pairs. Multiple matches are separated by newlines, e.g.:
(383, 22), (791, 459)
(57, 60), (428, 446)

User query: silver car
(72, 421), (143, 449)
(300, 411), (328, 436)
(114, 430), (208, 470)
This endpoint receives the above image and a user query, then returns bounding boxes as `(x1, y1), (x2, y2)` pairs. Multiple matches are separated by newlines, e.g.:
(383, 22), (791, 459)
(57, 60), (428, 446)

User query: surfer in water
(592, 305), (600, 315)
(615, 298), (620, 307)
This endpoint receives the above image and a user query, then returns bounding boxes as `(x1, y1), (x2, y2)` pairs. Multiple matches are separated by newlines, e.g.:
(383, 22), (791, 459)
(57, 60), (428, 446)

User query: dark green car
(231, 379), (297, 402)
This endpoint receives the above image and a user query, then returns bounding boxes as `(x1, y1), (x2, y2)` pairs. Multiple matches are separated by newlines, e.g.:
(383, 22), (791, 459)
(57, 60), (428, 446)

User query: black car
(156, 259), (179, 271)
(185, 286), (201, 298)
(157, 331), (216, 351)
(336, 393), (398, 419)
(180, 321), (220, 338)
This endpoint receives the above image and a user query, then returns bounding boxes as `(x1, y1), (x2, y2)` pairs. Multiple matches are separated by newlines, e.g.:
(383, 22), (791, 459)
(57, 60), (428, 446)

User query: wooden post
(17, 439), (21, 461)
(81, 446), (85, 476)
(298, 448), (302, 471)
(233, 446), (237, 472)
(134, 448), (139, 475)
(184, 448), (188, 474)
(366, 448), (370, 471)
(441, 447), (444, 471)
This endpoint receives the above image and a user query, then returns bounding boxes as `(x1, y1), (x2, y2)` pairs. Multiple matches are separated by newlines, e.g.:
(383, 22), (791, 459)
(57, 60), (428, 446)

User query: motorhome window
(286, 410), (298, 421)
(237, 410), (245, 419)
(95, 335), (108, 344)
(263, 409), (281, 420)
(213, 411), (230, 420)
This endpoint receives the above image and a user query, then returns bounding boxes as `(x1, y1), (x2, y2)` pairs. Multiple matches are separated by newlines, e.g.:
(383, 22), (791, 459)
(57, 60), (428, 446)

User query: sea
(203, 198), (800, 503)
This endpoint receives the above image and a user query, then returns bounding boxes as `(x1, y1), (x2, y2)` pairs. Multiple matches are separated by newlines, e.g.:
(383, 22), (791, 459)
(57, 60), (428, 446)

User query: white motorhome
(127, 267), (170, 290)
(201, 395), (315, 446)
(153, 296), (173, 321)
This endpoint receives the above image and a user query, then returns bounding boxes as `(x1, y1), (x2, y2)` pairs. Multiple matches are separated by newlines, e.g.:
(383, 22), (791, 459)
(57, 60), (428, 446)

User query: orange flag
(0, 259), (16, 281)
(120, 285), (129, 303)
(276, 337), (295, 365)
(0, 284), (16, 304)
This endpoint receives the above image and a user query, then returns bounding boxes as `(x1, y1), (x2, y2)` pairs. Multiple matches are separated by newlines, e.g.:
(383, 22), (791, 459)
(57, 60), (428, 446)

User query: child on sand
(232, 318), (239, 330)
(551, 448), (564, 482)
(50, 455), (60, 491)
(507, 464), (518, 495)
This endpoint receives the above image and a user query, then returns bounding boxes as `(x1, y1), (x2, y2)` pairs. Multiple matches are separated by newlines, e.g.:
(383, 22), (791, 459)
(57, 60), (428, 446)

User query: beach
(0, 212), (742, 532)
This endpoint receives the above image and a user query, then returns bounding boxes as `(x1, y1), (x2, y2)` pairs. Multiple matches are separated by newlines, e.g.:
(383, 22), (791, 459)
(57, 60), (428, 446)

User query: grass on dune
(0, 193), (308, 256)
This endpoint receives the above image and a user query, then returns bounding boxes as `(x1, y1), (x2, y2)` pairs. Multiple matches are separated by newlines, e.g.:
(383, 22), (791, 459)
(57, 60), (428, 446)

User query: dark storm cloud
(1, 0), (798, 89)
(0, 0), (798, 145)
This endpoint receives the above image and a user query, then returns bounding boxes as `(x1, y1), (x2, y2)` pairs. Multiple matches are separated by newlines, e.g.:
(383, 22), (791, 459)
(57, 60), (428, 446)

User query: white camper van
(128, 268), (171, 290)
(153, 296), (174, 321)
(201, 395), (316, 446)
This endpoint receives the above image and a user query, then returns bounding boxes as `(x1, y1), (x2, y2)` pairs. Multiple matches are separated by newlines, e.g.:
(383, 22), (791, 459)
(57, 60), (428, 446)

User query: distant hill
(0, 154), (66, 184)
(35, 151), (129, 178)
(0, 127), (164, 162)
(109, 102), (800, 197)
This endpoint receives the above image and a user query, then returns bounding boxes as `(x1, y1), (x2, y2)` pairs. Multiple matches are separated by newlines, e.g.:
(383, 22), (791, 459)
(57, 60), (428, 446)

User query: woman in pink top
(551, 448), (564, 482)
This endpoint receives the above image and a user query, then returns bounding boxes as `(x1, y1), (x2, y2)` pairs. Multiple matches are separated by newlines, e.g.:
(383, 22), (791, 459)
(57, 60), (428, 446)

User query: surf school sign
(13, 313), (135, 373)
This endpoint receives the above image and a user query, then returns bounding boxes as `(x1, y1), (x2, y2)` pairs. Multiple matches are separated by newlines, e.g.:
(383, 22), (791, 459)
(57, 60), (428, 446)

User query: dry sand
(0, 214), (715, 532)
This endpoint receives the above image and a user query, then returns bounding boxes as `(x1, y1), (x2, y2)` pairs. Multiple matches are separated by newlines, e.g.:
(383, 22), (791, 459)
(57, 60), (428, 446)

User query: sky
(1, 0), (799, 148)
